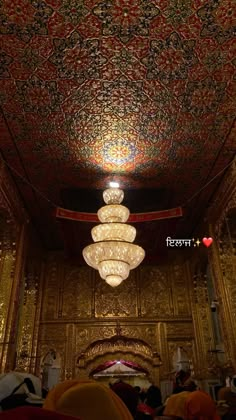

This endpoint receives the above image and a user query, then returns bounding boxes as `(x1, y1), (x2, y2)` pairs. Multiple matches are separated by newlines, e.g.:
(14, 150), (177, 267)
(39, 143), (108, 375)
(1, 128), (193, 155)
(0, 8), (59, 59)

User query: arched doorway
(76, 335), (161, 384)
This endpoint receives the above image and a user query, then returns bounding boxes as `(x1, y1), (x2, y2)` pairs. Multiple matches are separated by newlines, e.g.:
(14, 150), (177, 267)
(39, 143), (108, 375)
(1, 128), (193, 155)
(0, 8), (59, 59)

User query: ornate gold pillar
(189, 264), (215, 379)
(207, 158), (236, 368)
(152, 352), (161, 385)
(157, 322), (168, 380)
(0, 218), (18, 371)
(4, 223), (28, 371)
(15, 257), (43, 372)
(65, 324), (76, 380)
(209, 224), (236, 366)
(0, 159), (28, 372)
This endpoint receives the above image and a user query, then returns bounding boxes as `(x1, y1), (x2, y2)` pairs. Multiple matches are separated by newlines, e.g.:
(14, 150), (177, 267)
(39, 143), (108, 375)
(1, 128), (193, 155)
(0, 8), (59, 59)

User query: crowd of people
(0, 371), (235, 419)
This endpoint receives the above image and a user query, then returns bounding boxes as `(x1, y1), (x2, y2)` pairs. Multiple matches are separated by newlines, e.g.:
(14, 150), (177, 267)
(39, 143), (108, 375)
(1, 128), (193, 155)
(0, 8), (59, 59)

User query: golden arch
(76, 335), (161, 383)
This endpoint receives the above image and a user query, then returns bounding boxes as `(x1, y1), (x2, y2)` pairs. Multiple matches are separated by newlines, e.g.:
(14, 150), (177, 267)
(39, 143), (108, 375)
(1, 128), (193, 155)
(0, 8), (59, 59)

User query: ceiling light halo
(108, 181), (120, 189)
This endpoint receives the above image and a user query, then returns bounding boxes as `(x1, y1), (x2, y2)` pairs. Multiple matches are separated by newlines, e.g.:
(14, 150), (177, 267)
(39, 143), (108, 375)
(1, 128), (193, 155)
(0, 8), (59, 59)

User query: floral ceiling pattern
(0, 0), (236, 249)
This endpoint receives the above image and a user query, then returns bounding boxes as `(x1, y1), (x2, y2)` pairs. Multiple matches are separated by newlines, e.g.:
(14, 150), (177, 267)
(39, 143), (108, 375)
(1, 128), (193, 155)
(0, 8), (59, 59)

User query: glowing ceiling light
(83, 188), (145, 287)
(109, 181), (119, 188)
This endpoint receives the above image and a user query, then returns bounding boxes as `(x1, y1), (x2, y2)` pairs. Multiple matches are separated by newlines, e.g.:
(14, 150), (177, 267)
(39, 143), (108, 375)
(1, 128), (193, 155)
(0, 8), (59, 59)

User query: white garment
(0, 372), (42, 402)
(17, 373), (42, 397)
(231, 375), (236, 394)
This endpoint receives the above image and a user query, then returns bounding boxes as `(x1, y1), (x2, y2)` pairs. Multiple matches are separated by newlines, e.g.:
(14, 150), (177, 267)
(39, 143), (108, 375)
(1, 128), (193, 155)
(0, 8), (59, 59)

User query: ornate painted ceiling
(0, 0), (236, 259)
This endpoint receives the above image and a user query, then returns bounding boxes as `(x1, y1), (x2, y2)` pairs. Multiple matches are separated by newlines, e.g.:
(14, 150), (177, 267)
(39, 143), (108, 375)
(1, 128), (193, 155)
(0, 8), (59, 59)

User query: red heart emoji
(202, 237), (213, 247)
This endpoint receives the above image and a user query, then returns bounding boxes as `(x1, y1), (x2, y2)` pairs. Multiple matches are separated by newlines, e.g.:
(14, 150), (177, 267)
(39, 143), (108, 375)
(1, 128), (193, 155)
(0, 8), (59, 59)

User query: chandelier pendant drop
(83, 188), (145, 287)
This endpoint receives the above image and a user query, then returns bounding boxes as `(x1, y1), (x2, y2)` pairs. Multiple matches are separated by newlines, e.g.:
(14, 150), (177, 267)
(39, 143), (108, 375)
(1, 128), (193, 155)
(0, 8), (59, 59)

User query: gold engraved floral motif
(62, 267), (92, 318)
(85, 336), (153, 360)
(140, 267), (173, 317)
(95, 272), (138, 317)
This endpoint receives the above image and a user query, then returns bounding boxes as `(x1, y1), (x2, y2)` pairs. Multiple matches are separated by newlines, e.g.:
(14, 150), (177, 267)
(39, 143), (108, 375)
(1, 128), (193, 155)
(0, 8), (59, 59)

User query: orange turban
(43, 379), (133, 420)
(164, 391), (191, 418)
(184, 390), (220, 420)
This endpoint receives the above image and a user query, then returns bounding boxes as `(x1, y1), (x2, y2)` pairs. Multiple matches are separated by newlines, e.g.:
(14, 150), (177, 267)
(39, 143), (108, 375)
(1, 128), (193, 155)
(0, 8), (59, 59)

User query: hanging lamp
(83, 187), (145, 287)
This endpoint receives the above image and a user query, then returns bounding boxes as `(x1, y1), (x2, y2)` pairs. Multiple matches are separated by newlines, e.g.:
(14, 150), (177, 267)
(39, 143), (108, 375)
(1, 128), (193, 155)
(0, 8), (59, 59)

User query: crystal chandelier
(83, 187), (145, 287)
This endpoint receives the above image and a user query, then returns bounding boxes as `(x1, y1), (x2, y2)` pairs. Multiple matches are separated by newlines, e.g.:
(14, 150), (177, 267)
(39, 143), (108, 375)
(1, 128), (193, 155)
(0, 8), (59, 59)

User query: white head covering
(172, 347), (190, 372)
(0, 372), (42, 402)
(230, 375), (236, 393)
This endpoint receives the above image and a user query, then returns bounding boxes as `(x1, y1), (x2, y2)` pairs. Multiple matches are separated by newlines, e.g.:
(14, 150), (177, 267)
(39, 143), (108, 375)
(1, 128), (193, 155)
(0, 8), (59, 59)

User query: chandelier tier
(83, 187), (145, 287)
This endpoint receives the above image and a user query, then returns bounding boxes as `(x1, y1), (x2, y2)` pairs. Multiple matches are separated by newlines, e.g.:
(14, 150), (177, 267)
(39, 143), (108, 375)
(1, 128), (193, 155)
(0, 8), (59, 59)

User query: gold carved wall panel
(42, 254), (60, 320)
(76, 326), (116, 353)
(207, 158), (236, 366)
(118, 326), (157, 348)
(62, 267), (92, 318)
(95, 271), (138, 317)
(140, 266), (173, 317)
(39, 324), (67, 342)
(219, 248), (236, 322)
(0, 159), (27, 223)
(0, 218), (17, 371)
(209, 230), (236, 365)
(218, 210), (236, 321)
(167, 322), (194, 339)
(65, 324), (76, 379)
(171, 263), (191, 316)
(190, 268), (215, 378)
(214, 210), (236, 364)
(16, 257), (43, 372)
(0, 219), (17, 343)
(36, 253), (218, 382)
(41, 258), (194, 321)
(0, 159), (29, 372)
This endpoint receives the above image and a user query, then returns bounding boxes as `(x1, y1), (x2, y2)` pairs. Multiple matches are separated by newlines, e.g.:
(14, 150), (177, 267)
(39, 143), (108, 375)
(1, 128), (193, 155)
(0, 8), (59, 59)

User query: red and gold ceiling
(0, 0), (235, 254)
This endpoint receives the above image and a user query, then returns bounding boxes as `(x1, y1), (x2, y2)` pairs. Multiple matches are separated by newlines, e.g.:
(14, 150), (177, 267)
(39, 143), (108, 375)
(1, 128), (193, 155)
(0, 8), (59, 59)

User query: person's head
(164, 391), (191, 418)
(146, 385), (162, 408)
(172, 385), (185, 394)
(184, 390), (220, 420)
(175, 369), (190, 386)
(135, 413), (152, 420)
(173, 377), (197, 394)
(111, 381), (139, 417)
(134, 386), (141, 394)
(183, 379), (197, 392)
(44, 379), (133, 420)
(139, 391), (146, 402)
